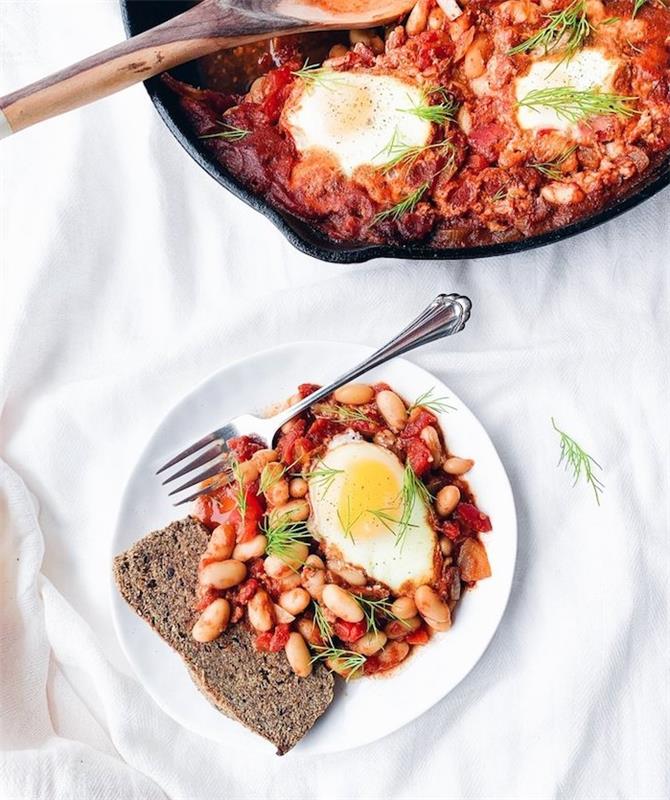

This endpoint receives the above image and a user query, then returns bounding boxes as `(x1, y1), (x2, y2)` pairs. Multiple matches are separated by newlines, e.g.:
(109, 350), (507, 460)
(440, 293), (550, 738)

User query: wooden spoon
(0, 0), (415, 138)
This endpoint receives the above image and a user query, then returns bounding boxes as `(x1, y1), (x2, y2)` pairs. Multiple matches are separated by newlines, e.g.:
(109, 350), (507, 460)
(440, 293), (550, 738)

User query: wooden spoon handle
(0, 0), (306, 137)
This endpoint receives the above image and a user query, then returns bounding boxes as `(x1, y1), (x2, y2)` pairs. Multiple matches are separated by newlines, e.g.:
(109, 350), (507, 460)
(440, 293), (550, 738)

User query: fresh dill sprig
(199, 122), (249, 142)
(302, 462), (344, 496)
(530, 145), (578, 180)
(292, 62), (344, 89)
(366, 507), (410, 535)
(377, 130), (456, 174)
(396, 464), (432, 550)
(258, 463), (284, 495)
(373, 182), (430, 224)
(312, 601), (334, 646)
(399, 87), (459, 125)
(508, 0), (593, 62)
(408, 387), (456, 414)
(632, 0), (659, 16)
(261, 513), (312, 562)
(517, 87), (639, 123)
(492, 187), (508, 203)
(230, 458), (248, 519)
(355, 595), (408, 635)
(310, 646), (366, 680)
(337, 496), (362, 543)
(312, 403), (375, 425)
(551, 417), (604, 505)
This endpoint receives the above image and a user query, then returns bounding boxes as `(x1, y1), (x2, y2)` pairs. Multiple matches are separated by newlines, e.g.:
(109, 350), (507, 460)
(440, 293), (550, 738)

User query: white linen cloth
(1, 2), (668, 798)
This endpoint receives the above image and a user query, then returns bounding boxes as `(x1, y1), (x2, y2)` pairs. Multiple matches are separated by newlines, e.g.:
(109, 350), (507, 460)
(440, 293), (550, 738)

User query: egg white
(282, 71), (432, 176)
(515, 47), (621, 133)
(308, 439), (437, 593)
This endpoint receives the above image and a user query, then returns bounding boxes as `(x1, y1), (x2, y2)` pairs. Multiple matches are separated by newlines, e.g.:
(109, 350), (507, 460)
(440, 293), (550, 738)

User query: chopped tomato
(255, 623), (291, 653)
(292, 436), (314, 461)
(441, 521), (461, 541)
(405, 626), (430, 646)
(456, 502), (492, 533)
(276, 418), (306, 464)
(405, 437), (432, 476)
(259, 65), (295, 122)
(333, 619), (367, 643)
(236, 578), (259, 605)
(363, 655), (381, 675)
(227, 435), (265, 462)
(401, 409), (437, 439)
(191, 488), (237, 530)
(371, 382), (391, 394)
(307, 417), (342, 445)
(298, 383), (321, 399)
(194, 587), (221, 612)
(249, 559), (266, 580)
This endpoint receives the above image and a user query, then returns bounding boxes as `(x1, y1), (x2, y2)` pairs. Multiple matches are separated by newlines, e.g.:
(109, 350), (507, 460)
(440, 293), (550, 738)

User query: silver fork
(158, 293), (471, 505)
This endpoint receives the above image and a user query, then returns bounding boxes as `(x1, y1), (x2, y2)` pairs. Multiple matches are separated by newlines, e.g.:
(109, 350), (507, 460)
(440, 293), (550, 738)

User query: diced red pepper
(333, 619), (367, 643)
(363, 655), (381, 675)
(406, 437), (432, 476)
(455, 502), (492, 533)
(405, 626), (430, 646)
(229, 482), (265, 543)
(401, 409), (437, 439)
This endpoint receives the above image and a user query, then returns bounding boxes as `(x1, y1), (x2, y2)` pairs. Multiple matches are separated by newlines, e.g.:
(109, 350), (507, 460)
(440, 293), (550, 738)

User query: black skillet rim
(120, 0), (670, 264)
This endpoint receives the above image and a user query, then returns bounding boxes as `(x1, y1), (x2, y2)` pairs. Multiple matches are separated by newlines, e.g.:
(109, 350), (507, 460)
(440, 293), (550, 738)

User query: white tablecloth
(1, 2), (668, 798)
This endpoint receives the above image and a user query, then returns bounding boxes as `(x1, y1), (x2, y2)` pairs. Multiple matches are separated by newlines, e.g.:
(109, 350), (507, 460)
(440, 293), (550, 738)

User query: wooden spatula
(0, 0), (415, 138)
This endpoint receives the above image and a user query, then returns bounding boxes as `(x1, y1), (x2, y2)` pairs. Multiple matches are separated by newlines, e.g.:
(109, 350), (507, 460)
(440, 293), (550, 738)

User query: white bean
(439, 536), (454, 556)
(297, 616), (324, 647)
(378, 640), (410, 667)
(199, 559), (246, 590)
(251, 448), (278, 471)
(327, 560), (367, 587)
(204, 523), (236, 561)
(376, 390), (407, 432)
(420, 426), (443, 466)
(435, 484), (461, 517)
(271, 499), (310, 523)
(232, 534), (267, 562)
(247, 590), (275, 632)
(385, 615), (422, 640)
(415, 585), (451, 631)
(192, 598), (231, 642)
(406, 0), (429, 35)
(279, 587), (311, 616)
(333, 383), (374, 405)
(443, 457), (474, 475)
(351, 630), (387, 656)
(285, 632), (312, 677)
(264, 554), (292, 579)
(391, 595), (418, 620)
(289, 477), (308, 498)
(322, 584), (364, 623)
(273, 603), (295, 624)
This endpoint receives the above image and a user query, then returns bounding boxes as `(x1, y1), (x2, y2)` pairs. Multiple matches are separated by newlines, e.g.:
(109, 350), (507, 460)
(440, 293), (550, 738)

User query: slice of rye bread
(113, 517), (334, 754)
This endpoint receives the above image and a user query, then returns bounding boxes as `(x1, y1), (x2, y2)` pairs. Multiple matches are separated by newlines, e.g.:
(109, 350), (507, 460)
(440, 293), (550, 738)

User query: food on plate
(114, 380), (493, 751)
(113, 517), (334, 755)
(166, 0), (670, 247)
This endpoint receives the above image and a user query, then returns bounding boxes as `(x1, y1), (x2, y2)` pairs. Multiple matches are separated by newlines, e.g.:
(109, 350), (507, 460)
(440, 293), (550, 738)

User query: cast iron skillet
(121, 0), (670, 264)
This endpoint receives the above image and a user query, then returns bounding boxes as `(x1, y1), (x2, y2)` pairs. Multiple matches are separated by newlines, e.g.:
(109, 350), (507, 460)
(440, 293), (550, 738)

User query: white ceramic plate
(110, 341), (517, 756)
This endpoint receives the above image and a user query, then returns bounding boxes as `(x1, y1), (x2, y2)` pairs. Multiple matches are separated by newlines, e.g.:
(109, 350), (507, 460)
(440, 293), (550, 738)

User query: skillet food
(165, 0), (670, 248)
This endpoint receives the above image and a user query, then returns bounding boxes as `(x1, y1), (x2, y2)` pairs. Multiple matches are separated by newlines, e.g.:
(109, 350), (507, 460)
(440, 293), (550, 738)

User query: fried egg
(282, 71), (432, 176)
(308, 439), (437, 593)
(515, 48), (621, 133)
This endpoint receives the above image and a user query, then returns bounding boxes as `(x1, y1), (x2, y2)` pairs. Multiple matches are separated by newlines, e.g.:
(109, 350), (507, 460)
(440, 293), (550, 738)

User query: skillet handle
(0, 0), (306, 137)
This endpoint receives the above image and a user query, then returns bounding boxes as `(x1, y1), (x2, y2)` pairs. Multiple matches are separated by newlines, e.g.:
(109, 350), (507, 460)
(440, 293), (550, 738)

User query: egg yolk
(337, 459), (402, 540)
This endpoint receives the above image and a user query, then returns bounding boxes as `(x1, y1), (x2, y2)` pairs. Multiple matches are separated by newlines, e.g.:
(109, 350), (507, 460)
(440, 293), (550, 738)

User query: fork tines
(157, 430), (231, 506)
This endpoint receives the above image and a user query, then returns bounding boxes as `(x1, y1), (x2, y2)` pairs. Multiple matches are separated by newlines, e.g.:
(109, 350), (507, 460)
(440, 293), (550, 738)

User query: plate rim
(109, 339), (518, 755)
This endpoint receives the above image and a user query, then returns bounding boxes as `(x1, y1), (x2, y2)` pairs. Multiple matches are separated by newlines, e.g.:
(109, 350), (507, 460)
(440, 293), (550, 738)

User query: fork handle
(271, 293), (472, 429)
